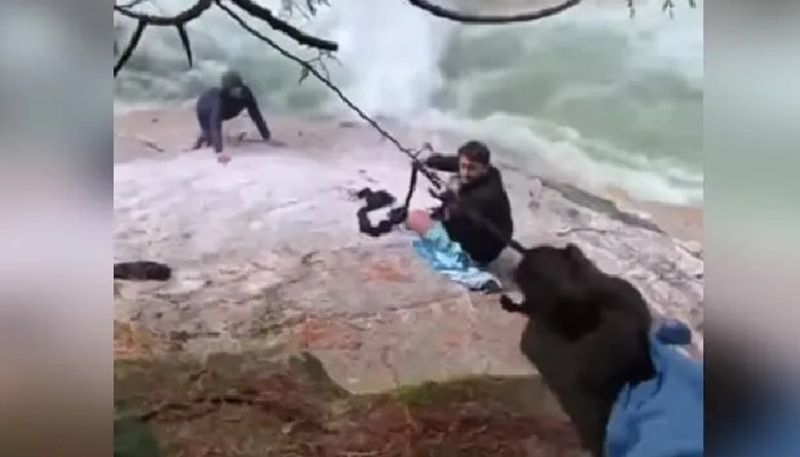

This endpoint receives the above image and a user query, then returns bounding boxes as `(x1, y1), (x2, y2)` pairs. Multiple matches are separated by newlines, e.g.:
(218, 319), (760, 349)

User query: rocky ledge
(114, 109), (703, 395)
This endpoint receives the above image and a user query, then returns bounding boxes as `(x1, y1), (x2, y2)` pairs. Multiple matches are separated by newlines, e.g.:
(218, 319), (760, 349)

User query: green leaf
(298, 66), (310, 84)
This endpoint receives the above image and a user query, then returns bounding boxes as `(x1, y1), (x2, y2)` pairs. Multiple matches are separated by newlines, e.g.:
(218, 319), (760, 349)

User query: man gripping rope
(406, 140), (513, 292)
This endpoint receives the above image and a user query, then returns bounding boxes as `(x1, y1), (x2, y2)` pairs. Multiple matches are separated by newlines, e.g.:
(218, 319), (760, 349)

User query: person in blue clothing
(605, 320), (703, 457)
(192, 70), (271, 164)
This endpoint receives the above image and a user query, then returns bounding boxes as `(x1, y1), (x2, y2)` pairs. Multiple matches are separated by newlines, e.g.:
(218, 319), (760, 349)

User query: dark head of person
(457, 140), (492, 186)
(221, 70), (245, 100)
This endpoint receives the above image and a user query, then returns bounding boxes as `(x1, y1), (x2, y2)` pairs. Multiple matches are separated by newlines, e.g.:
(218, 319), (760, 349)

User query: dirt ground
(115, 350), (584, 457)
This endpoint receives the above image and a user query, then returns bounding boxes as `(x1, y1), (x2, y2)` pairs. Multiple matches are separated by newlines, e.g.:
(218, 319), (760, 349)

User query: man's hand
(428, 187), (457, 204)
(415, 142), (435, 163)
(217, 153), (232, 165)
(429, 187), (459, 220)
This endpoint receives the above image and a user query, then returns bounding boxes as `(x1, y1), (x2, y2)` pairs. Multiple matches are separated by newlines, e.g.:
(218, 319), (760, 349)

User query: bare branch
(317, 58), (330, 80)
(114, 20), (148, 76)
(113, 0), (338, 76)
(280, 0), (313, 21)
(298, 65), (311, 84)
(114, 0), (208, 74)
(299, 50), (336, 82)
(663, 0), (675, 18)
(230, 0), (338, 51)
(114, 0), (213, 26)
(628, 0), (698, 18)
(406, 0), (582, 24)
(176, 24), (194, 68)
(306, 0), (318, 15)
(116, 0), (148, 8)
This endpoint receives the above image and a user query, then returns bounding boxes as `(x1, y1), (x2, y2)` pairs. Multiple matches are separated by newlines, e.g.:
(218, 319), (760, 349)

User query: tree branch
(113, 0), (338, 76)
(114, 20), (148, 76)
(629, 0), (698, 17)
(280, 0), (314, 21)
(406, 0), (582, 24)
(114, 1), (211, 73)
(230, 0), (338, 51)
(114, 0), (213, 26)
(116, 0), (149, 8)
(176, 24), (194, 68)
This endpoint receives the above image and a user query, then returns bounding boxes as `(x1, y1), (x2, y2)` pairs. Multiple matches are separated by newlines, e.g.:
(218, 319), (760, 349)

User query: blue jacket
(605, 321), (703, 457)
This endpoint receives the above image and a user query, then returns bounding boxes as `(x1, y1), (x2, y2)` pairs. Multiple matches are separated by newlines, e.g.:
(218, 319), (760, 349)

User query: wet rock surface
(114, 110), (704, 394)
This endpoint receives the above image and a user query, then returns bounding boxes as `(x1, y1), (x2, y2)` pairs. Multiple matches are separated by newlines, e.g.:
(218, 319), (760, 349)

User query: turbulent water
(114, 0), (703, 205)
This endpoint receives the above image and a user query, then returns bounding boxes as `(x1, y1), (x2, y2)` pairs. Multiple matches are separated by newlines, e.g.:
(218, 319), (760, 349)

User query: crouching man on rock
(406, 140), (513, 292)
(192, 70), (272, 164)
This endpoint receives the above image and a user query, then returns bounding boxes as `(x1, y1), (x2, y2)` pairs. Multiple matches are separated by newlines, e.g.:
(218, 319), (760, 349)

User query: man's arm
(244, 88), (271, 141)
(442, 183), (496, 220)
(208, 93), (224, 153)
(424, 154), (459, 172)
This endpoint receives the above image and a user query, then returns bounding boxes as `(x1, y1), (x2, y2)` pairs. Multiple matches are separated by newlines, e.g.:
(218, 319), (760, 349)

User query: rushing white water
(114, 0), (703, 205)
(323, 0), (453, 118)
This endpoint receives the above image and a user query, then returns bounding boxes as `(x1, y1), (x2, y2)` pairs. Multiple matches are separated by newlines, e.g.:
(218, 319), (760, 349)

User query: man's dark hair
(221, 70), (244, 89)
(458, 140), (491, 165)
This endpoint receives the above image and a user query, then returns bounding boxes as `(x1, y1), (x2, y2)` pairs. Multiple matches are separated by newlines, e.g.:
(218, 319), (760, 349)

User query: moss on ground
(115, 351), (581, 457)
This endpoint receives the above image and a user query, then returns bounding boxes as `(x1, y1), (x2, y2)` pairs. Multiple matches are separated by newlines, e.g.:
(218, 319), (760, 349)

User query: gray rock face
(114, 113), (703, 392)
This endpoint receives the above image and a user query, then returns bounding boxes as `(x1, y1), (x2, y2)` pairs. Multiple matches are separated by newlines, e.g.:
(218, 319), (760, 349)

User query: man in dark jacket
(407, 140), (514, 266)
(192, 70), (271, 164)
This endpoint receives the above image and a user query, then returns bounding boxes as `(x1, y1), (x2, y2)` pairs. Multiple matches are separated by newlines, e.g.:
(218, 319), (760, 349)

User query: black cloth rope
(356, 163), (419, 237)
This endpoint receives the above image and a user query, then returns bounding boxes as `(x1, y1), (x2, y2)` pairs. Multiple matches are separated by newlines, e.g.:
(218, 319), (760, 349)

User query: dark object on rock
(501, 243), (654, 456)
(356, 188), (395, 210)
(355, 164), (419, 238)
(114, 261), (172, 281)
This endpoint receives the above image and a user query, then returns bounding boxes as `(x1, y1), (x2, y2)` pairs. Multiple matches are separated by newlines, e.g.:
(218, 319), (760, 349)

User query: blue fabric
(654, 320), (693, 346)
(605, 320), (703, 457)
(413, 221), (501, 291)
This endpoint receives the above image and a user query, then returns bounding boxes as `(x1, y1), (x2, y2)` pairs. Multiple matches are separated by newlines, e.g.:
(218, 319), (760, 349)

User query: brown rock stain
(296, 317), (362, 350)
(361, 258), (413, 283)
(114, 320), (155, 359)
